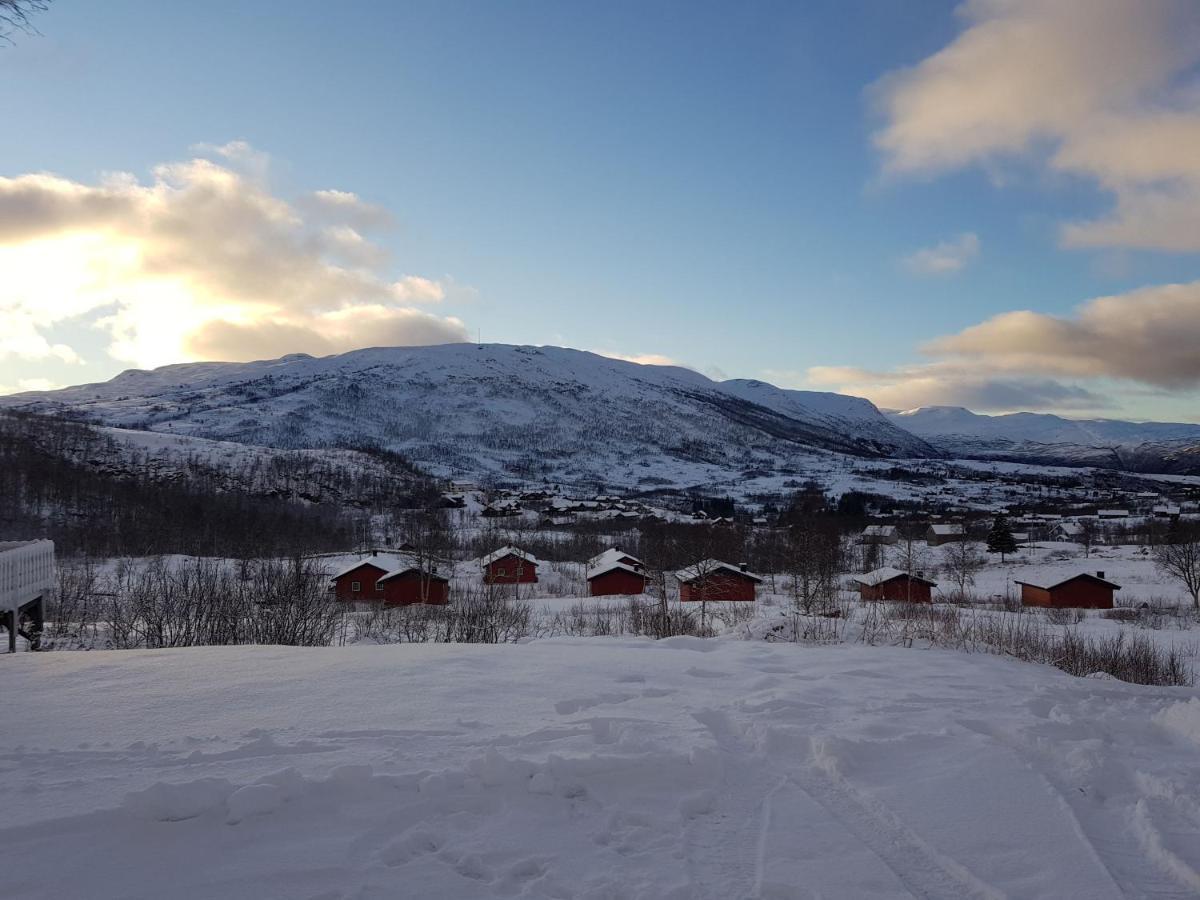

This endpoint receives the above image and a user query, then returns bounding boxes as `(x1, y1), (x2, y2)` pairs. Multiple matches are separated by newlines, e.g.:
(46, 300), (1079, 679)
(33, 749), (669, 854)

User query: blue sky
(3, 0), (1200, 420)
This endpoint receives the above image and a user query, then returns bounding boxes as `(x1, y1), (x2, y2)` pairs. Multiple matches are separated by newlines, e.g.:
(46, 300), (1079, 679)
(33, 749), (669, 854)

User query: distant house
(853, 567), (938, 603)
(481, 498), (522, 518)
(587, 548), (647, 597)
(481, 546), (539, 584)
(926, 523), (965, 546)
(676, 560), (762, 602)
(1153, 505), (1182, 519)
(330, 555), (394, 602)
(859, 525), (899, 545)
(377, 565), (449, 606)
(1015, 572), (1120, 610)
(1, 539), (54, 652)
(1052, 522), (1084, 540)
(1097, 509), (1129, 519)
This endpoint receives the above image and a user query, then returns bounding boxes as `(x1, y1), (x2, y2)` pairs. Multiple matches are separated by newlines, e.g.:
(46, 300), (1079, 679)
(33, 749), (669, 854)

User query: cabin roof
(853, 567), (938, 588)
(675, 560), (763, 584)
(1015, 573), (1121, 591)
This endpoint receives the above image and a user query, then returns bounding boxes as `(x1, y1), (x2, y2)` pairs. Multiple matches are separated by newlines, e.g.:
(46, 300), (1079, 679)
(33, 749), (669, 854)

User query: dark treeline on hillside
(0, 411), (369, 556)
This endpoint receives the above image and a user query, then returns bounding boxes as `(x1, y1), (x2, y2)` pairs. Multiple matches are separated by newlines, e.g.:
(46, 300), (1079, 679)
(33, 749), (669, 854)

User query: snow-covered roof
(1015, 573), (1121, 591)
(861, 525), (897, 536)
(1053, 522), (1083, 536)
(1097, 509), (1129, 517)
(587, 561), (647, 581)
(853, 567), (936, 587)
(329, 555), (403, 582)
(928, 524), (964, 535)
(587, 547), (643, 572)
(674, 560), (762, 584)
(377, 565), (448, 583)
(479, 545), (538, 568)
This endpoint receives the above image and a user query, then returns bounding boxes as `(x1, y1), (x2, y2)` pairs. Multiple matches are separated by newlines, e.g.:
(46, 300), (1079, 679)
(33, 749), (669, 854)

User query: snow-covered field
(4, 637), (1200, 899)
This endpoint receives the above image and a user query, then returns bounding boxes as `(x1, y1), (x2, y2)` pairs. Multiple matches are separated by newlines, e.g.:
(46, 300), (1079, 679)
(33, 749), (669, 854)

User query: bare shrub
(1044, 607), (1085, 626)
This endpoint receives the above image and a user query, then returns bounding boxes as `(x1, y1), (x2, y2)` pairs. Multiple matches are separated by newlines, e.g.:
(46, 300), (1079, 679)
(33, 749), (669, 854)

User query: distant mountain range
(0, 344), (936, 492)
(888, 406), (1200, 475)
(4, 347), (1198, 487)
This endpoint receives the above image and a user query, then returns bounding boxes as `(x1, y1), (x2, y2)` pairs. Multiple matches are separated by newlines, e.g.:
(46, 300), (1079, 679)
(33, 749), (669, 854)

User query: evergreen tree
(986, 515), (1018, 561)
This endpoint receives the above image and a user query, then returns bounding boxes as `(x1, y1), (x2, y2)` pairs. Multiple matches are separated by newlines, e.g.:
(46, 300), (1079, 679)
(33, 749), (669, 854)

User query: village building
(853, 567), (938, 603)
(1153, 505), (1182, 519)
(1097, 509), (1129, 519)
(330, 555), (394, 603)
(1015, 572), (1120, 610)
(859, 525), (899, 545)
(377, 566), (450, 605)
(1, 540), (54, 652)
(481, 546), (539, 584)
(586, 548), (647, 596)
(926, 523), (965, 546)
(675, 560), (762, 602)
(481, 497), (522, 517)
(1051, 522), (1084, 540)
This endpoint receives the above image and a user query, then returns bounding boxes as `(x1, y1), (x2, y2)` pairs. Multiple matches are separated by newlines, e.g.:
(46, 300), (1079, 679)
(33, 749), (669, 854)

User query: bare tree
(1, 1), (49, 44)
(1153, 524), (1200, 610)
(942, 540), (984, 601)
(891, 525), (930, 603)
(786, 518), (841, 614)
(1077, 518), (1098, 558)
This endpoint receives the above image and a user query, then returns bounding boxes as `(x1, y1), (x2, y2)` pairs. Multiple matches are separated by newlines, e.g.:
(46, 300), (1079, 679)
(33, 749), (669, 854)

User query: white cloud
(872, 0), (1200, 251)
(805, 278), (1200, 412)
(0, 145), (469, 368)
(902, 232), (980, 275)
(806, 362), (1112, 413)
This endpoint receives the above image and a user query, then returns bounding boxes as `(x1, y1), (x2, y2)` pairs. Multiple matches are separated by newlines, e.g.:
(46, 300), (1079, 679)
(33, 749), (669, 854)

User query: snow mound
(4, 639), (1200, 898)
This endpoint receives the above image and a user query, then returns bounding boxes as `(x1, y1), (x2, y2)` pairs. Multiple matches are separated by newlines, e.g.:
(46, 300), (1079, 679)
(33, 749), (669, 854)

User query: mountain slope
(0, 344), (937, 490)
(889, 406), (1200, 474)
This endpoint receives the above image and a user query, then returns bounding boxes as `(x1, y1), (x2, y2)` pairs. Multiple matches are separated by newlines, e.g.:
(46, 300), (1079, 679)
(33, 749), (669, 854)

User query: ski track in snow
(2, 639), (1199, 899)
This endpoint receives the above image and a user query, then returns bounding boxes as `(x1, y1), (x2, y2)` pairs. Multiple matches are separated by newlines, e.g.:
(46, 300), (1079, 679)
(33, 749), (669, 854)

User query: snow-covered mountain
(889, 406), (1200, 474)
(0, 344), (936, 491)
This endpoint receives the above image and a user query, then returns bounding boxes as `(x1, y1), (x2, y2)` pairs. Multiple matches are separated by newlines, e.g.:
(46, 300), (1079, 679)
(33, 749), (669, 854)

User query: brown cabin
(854, 567), (938, 603)
(377, 567), (450, 606)
(676, 561), (762, 602)
(481, 546), (539, 584)
(331, 560), (390, 602)
(587, 548), (647, 596)
(588, 565), (648, 597)
(1015, 572), (1120, 610)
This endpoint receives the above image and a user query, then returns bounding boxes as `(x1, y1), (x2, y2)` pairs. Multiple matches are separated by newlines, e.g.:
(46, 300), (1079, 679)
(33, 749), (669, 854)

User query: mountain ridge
(0, 343), (938, 490)
(889, 405), (1200, 474)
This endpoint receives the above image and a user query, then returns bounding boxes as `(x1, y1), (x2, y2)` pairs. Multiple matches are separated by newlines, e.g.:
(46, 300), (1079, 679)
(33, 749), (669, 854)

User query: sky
(3, 0), (1200, 421)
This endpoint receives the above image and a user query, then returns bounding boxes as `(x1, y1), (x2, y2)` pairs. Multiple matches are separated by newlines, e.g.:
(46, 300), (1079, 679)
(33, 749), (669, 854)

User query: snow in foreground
(4, 640), (1200, 899)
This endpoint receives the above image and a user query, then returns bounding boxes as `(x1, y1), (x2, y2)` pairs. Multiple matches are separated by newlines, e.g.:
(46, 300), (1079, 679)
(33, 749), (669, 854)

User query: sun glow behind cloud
(0, 147), (469, 375)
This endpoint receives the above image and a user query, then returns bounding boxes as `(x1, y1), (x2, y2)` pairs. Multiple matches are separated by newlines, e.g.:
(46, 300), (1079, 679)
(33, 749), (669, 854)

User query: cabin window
(351, 580), (361, 592)
(496, 567), (506, 576)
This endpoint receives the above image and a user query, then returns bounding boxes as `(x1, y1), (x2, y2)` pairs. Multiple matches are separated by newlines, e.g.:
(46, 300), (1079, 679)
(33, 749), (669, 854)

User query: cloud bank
(873, 0), (1200, 251)
(0, 145), (468, 370)
(810, 279), (1200, 412)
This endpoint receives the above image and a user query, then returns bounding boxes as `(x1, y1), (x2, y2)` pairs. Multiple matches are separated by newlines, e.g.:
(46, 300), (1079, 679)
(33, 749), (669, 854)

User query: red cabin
(377, 567), (450, 605)
(854, 567), (937, 603)
(1015, 572), (1120, 610)
(676, 560), (762, 602)
(587, 548), (647, 597)
(481, 546), (539, 584)
(331, 559), (390, 602)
